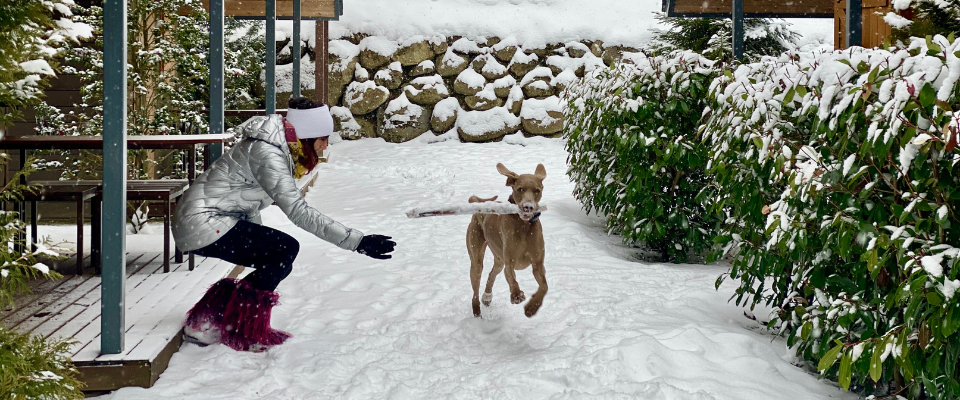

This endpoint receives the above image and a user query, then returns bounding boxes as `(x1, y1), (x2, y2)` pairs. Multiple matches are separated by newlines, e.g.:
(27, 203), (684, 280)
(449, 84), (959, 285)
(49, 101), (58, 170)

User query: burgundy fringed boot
(183, 278), (292, 351)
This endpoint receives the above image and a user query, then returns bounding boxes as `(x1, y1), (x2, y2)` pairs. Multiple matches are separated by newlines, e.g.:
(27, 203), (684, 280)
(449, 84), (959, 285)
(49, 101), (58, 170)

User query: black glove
(356, 234), (396, 259)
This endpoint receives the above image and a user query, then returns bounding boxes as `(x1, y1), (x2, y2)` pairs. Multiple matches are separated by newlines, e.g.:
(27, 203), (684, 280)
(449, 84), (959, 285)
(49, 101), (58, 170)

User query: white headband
(285, 106), (333, 139)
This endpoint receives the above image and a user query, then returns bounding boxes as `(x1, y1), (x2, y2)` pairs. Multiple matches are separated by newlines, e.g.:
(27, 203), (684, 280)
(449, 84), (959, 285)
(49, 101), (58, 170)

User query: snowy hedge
(704, 36), (960, 398)
(564, 51), (721, 262)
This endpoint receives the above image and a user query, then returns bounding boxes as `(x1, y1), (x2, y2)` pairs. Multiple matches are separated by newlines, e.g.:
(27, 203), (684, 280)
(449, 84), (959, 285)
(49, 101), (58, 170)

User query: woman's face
(314, 136), (329, 154)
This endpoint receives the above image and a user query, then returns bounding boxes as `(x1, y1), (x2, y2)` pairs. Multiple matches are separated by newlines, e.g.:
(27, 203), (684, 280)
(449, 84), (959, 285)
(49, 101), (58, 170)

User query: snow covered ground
(85, 135), (859, 399)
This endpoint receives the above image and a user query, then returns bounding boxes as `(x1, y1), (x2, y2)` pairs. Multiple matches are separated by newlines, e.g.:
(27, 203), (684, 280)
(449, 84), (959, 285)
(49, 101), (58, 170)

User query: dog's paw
(482, 292), (493, 306)
(472, 298), (482, 317)
(524, 301), (542, 318)
(510, 291), (526, 304)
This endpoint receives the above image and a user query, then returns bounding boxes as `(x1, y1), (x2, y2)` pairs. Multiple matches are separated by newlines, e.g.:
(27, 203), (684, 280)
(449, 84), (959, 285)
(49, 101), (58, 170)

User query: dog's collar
(529, 211), (541, 223)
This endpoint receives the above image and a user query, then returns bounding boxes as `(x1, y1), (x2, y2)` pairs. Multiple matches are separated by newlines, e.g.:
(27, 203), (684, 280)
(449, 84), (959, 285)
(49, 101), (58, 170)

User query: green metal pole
(846, 0), (862, 48)
(208, 0), (224, 162)
(732, 0), (744, 60)
(266, 0), (276, 114)
(292, 0), (301, 99)
(101, 0), (128, 355)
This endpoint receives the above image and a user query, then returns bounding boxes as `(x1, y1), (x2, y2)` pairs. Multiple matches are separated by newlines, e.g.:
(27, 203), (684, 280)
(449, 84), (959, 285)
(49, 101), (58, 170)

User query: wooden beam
(666, 0), (834, 18)
(198, 0), (335, 18)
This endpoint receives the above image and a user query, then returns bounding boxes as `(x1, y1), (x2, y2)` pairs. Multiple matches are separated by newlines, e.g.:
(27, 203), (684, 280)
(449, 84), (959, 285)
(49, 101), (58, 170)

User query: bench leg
(174, 198), (184, 264)
(164, 199), (170, 273)
(92, 195), (102, 275)
(76, 197), (84, 275)
(30, 201), (37, 252)
(189, 252), (195, 271)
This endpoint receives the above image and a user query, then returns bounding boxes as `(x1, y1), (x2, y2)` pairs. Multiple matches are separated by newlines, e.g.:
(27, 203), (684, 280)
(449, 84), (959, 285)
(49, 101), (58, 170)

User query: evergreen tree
(887, 0), (960, 43)
(0, 157), (83, 399)
(0, 0), (91, 127)
(650, 13), (799, 62)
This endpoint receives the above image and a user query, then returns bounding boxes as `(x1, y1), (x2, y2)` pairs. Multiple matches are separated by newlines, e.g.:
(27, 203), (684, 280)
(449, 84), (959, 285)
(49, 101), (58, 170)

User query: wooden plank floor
(0, 249), (240, 390)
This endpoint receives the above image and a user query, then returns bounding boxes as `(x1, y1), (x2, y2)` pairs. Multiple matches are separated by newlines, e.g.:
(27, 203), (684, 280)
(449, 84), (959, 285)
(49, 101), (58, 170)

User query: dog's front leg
(482, 256), (505, 306)
(524, 261), (547, 317)
(503, 265), (526, 304)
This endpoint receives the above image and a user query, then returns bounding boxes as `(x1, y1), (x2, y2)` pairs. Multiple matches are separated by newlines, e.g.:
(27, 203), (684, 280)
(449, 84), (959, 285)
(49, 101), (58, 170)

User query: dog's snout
(522, 202), (536, 212)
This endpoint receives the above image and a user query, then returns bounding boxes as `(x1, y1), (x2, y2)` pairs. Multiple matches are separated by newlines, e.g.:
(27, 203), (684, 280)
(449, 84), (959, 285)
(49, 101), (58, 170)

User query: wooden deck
(1, 250), (241, 392)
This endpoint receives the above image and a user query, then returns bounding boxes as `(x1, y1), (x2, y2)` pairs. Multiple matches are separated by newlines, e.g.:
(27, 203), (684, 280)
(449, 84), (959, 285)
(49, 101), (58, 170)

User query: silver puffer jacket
(172, 114), (363, 252)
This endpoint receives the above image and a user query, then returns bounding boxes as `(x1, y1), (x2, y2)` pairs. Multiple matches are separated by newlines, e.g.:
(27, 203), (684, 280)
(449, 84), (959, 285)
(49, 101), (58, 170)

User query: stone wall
(324, 34), (636, 143)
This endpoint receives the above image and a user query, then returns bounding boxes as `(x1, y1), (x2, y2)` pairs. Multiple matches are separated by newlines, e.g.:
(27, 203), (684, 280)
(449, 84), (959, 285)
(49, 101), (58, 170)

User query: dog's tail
(468, 195), (498, 203)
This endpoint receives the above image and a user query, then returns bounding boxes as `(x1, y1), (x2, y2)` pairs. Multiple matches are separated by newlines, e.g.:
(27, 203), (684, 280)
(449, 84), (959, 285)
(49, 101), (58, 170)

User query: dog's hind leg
(524, 260), (548, 317)
(482, 255), (504, 306)
(466, 219), (486, 317)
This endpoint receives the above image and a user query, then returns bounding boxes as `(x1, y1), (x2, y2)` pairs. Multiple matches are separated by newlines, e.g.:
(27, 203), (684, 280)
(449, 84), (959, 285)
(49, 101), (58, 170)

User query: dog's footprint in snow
(355, 318), (381, 330)
(323, 273), (351, 287)
(333, 308), (361, 321)
(302, 319), (328, 330)
(414, 290), (435, 300)
(339, 280), (371, 292)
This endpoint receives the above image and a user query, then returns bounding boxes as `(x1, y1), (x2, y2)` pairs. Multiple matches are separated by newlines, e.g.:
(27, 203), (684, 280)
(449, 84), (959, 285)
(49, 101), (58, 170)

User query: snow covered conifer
(650, 13), (798, 62)
(0, 0), (91, 128)
(0, 158), (83, 399)
(885, 0), (960, 42)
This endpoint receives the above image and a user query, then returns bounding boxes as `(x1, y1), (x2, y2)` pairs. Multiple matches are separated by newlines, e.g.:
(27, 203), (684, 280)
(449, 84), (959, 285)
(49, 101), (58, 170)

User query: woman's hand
(356, 234), (396, 259)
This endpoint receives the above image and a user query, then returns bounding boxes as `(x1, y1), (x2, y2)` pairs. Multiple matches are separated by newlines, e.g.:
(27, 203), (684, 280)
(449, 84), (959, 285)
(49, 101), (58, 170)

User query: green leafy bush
(704, 35), (960, 398)
(564, 51), (722, 262)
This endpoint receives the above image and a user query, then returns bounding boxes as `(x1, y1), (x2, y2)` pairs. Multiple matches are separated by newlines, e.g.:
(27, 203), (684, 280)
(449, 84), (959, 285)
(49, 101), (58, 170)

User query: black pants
(192, 220), (299, 292)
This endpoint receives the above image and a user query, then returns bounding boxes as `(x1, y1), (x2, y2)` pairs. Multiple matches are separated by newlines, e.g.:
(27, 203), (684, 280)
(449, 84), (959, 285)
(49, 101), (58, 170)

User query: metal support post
(101, 0), (128, 355)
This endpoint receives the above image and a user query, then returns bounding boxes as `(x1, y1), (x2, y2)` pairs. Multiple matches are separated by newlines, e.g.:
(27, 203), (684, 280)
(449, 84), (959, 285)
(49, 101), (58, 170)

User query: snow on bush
(704, 35), (960, 398)
(563, 50), (721, 262)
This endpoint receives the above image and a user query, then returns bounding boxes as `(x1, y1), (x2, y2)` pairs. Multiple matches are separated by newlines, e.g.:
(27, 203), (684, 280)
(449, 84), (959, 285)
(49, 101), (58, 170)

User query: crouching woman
(172, 102), (395, 352)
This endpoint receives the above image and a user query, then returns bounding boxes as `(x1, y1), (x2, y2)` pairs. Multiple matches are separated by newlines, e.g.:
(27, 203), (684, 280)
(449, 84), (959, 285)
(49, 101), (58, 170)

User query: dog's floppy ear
(497, 163), (518, 186)
(534, 164), (546, 180)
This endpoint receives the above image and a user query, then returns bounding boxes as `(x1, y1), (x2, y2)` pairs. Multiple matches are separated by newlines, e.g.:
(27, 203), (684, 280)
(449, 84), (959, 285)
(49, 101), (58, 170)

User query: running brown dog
(466, 163), (547, 318)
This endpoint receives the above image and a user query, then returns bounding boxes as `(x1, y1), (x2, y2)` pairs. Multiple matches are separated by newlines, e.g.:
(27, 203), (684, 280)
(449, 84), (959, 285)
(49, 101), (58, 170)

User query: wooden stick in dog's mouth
(406, 202), (548, 218)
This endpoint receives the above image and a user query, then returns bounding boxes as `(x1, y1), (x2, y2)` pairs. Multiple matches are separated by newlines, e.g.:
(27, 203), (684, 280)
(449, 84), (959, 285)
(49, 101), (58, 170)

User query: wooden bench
(24, 182), (101, 275)
(27, 180), (192, 275)
(124, 180), (192, 273)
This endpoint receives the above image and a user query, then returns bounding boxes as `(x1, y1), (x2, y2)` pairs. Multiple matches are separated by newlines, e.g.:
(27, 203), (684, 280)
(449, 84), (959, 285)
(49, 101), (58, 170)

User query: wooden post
(315, 20), (328, 105)
(102, 0), (128, 355)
